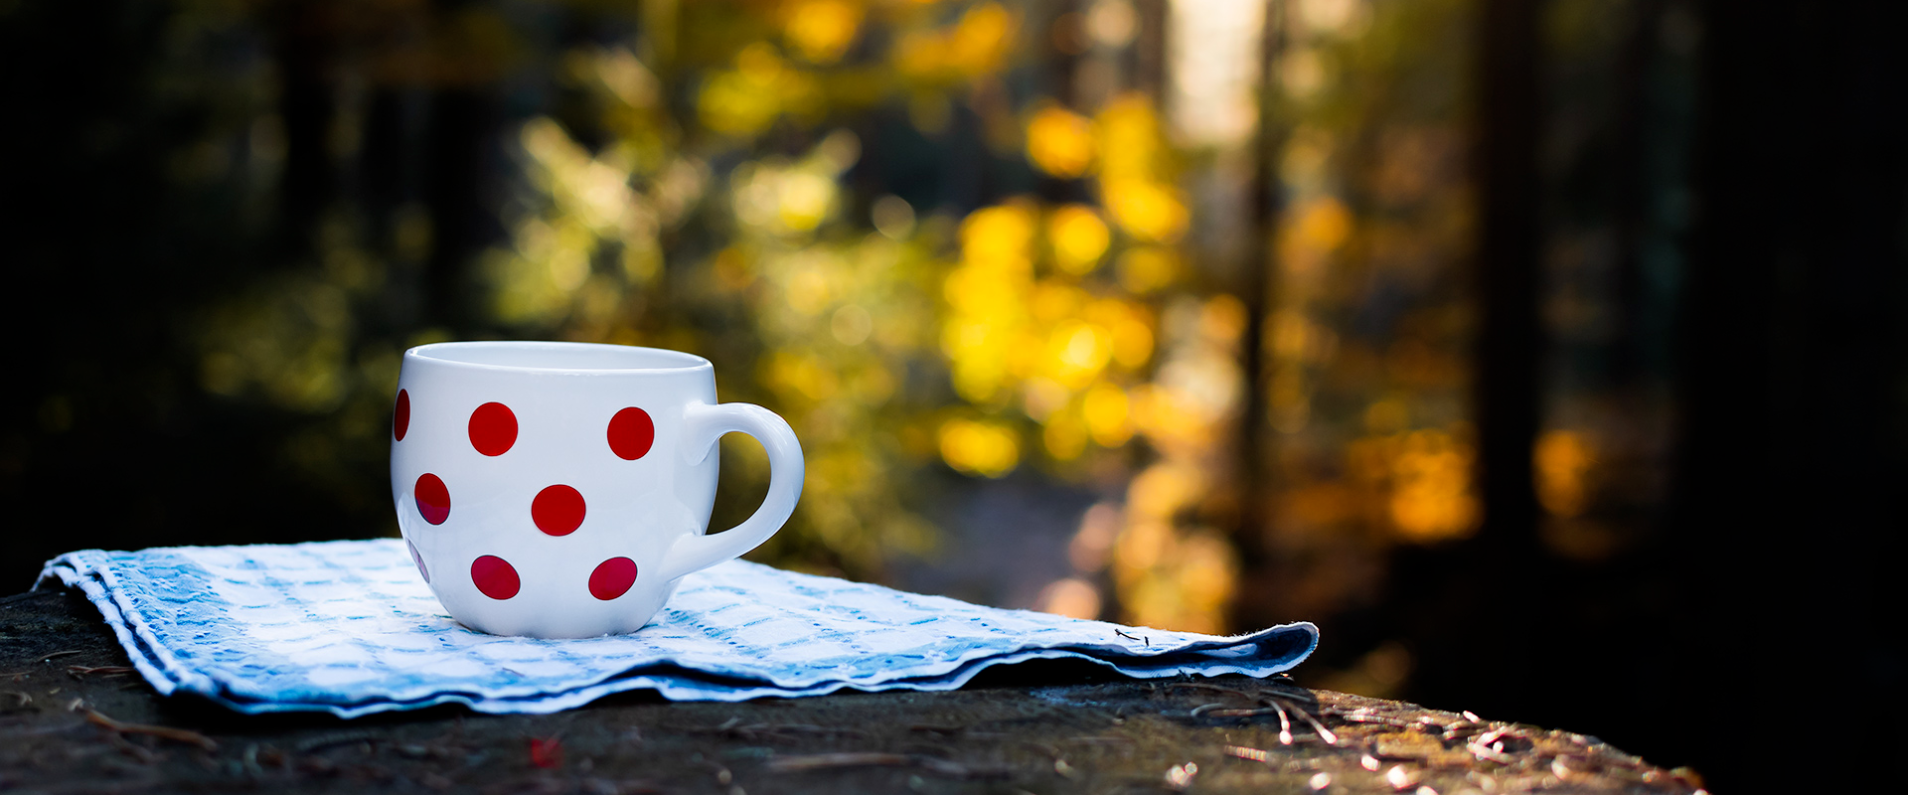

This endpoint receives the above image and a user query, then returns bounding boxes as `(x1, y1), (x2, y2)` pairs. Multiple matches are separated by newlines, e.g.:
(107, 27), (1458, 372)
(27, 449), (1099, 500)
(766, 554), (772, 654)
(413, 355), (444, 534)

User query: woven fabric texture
(38, 539), (1317, 718)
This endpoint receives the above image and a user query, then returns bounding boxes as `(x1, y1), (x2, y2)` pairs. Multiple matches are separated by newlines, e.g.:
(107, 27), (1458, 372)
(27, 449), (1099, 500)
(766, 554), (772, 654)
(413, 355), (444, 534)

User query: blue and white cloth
(37, 539), (1318, 718)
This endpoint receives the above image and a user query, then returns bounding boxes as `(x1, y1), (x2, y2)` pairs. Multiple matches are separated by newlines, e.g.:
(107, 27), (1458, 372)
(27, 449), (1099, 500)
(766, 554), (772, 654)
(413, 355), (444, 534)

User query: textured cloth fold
(38, 539), (1317, 718)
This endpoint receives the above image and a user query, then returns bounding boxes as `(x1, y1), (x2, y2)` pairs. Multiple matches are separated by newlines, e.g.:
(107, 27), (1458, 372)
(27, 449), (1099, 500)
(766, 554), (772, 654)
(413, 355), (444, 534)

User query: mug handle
(655, 402), (805, 581)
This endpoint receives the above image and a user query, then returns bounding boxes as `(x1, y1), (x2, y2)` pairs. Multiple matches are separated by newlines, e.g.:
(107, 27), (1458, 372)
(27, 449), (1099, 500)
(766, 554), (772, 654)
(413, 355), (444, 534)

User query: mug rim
(405, 341), (713, 375)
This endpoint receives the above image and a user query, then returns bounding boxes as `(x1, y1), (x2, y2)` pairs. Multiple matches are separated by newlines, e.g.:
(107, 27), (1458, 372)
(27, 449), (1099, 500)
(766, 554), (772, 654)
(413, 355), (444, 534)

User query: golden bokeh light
(1278, 194), (1353, 275)
(938, 417), (1021, 477)
(1102, 179), (1189, 243)
(699, 44), (821, 136)
(783, 0), (864, 64)
(1344, 428), (1480, 542)
(1042, 411), (1089, 460)
(1026, 105), (1096, 178)
(1115, 246), (1178, 293)
(1048, 204), (1111, 274)
(1034, 577), (1103, 619)
(1048, 320), (1112, 387)
(945, 2), (1017, 76)
(893, 2), (1018, 85)
(1095, 94), (1161, 181)
(959, 202), (1039, 267)
(1082, 382), (1133, 447)
(1536, 429), (1595, 518)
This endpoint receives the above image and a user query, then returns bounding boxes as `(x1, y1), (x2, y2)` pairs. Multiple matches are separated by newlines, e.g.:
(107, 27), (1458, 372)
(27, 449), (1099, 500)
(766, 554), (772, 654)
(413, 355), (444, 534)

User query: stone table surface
(0, 588), (1705, 795)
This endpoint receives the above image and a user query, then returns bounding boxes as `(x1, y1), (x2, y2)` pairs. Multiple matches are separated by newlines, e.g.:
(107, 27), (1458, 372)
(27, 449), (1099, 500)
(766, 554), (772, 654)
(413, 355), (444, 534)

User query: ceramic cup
(389, 341), (804, 638)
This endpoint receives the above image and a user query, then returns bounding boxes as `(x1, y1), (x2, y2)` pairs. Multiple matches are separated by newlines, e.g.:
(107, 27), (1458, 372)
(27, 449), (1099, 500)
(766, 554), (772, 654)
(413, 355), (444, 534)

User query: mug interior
(409, 341), (709, 373)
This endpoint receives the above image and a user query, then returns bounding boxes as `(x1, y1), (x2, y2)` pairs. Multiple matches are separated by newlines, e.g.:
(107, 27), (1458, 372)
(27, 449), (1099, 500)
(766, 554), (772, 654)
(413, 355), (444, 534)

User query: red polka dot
(468, 402), (518, 456)
(407, 539), (430, 583)
(414, 473), (451, 525)
(472, 555), (520, 600)
(531, 485), (586, 536)
(393, 389), (411, 441)
(589, 557), (637, 600)
(607, 407), (654, 460)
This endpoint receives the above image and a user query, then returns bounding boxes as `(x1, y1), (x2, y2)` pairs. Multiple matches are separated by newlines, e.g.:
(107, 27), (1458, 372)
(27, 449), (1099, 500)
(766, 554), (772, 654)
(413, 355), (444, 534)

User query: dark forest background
(2, 1), (1904, 792)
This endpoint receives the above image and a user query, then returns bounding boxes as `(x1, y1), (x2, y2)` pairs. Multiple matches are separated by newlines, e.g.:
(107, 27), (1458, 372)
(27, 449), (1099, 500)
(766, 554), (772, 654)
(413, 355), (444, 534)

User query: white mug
(389, 341), (804, 638)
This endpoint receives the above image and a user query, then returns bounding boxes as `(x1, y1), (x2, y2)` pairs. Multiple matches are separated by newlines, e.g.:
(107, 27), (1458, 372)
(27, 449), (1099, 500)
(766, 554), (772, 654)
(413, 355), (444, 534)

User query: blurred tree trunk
(1132, 0), (1168, 100)
(421, 88), (501, 331)
(1605, 0), (1665, 387)
(1387, 0), (1548, 735)
(275, 0), (340, 257)
(1473, 0), (1543, 560)
(1227, 0), (1286, 633)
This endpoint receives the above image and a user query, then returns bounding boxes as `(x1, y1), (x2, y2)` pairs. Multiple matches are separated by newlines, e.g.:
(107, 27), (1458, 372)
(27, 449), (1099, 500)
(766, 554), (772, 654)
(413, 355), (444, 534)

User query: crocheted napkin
(38, 539), (1318, 718)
